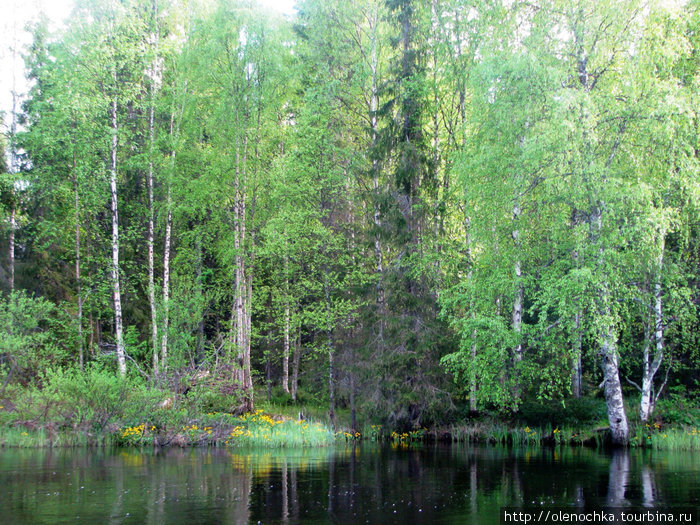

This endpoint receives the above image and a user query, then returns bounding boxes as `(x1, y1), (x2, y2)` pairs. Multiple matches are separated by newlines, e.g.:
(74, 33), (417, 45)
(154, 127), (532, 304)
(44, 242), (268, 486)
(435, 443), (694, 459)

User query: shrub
(0, 292), (72, 384)
(518, 397), (607, 426)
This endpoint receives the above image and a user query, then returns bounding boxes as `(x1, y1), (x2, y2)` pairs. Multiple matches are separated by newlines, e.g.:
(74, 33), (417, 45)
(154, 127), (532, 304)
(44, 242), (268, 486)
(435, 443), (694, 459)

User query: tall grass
(221, 411), (334, 448)
(633, 426), (700, 451)
(0, 427), (115, 447)
(111, 410), (336, 448)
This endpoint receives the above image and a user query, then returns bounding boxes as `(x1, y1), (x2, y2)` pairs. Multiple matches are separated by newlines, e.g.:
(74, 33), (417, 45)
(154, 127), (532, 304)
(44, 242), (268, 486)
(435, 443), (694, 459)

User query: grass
(0, 427), (115, 447)
(631, 424), (700, 451)
(439, 419), (700, 450)
(113, 409), (336, 448)
(218, 410), (335, 447)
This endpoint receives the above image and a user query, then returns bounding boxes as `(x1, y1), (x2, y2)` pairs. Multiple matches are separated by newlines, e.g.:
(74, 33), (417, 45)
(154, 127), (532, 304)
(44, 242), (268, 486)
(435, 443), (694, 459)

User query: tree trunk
(291, 331), (300, 401)
(160, 181), (172, 370)
(282, 249), (290, 394)
(8, 33), (18, 294)
(465, 214), (477, 413)
(323, 267), (336, 430)
(245, 256), (254, 410)
(639, 318), (653, 422)
(230, 160), (243, 385)
(571, 310), (582, 398)
(574, 9), (627, 444)
(73, 164), (83, 371)
(600, 327), (628, 445)
(196, 234), (205, 364)
(512, 201), (523, 364)
(369, 3), (385, 336)
(640, 231), (665, 422)
(9, 204), (15, 293)
(160, 115), (174, 371)
(147, 8), (159, 375)
(110, 91), (127, 377)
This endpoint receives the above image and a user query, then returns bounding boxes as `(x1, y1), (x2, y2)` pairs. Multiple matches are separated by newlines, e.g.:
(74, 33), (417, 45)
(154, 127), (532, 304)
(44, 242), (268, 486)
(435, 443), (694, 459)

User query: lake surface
(1, 444), (698, 524)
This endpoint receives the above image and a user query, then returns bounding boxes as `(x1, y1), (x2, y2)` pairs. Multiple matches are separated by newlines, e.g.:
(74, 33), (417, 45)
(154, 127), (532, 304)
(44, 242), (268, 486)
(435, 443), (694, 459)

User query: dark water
(1, 444), (698, 524)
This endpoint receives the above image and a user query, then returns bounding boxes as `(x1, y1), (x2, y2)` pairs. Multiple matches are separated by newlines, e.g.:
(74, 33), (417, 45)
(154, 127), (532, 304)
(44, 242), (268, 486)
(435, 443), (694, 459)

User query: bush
(655, 386), (700, 427)
(0, 292), (73, 383)
(5, 366), (171, 437)
(518, 397), (607, 426)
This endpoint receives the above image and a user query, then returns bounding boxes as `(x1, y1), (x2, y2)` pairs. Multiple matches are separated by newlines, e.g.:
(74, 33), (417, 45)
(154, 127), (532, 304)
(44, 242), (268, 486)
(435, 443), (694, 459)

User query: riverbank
(2, 413), (698, 450)
(2, 368), (698, 450)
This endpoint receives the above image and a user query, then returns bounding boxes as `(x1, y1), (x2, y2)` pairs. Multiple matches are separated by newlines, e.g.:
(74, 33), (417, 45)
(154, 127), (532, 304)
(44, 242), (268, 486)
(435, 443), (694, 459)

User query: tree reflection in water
(0, 445), (697, 524)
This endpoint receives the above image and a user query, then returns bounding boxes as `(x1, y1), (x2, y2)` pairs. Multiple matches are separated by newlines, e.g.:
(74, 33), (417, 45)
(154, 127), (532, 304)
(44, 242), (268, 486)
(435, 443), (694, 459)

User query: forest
(0, 0), (698, 448)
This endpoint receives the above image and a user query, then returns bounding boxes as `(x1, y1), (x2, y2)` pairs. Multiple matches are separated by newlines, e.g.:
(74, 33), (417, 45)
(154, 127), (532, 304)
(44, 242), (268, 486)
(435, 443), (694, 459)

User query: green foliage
(2, 0), (698, 443)
(655, 387), (700, 427)
(517, 398), (608, 427)
(0, 292), (73, 378)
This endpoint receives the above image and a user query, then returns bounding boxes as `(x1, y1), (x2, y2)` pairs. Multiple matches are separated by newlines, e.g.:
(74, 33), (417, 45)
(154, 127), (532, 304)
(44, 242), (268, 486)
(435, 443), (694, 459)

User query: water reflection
(0, 445), (698, 524)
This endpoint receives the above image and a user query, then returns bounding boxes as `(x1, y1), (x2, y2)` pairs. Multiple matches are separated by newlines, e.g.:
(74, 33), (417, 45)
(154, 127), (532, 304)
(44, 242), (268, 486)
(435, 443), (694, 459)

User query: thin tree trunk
(291, 330), (300, 401)
(324, 266), (336, 430)
(160, 181), (171, 370)
(512, 200), (523, 364)
(160, 114), (175, 374)
(147, 0), (160, 376)
(245, 255), (254, 410)
(639, 317), (653, 420)
(231, 135), (244, 386)
(73, 160), (83, 371)
(369, 3), (385, 335)
(8, 23), (18, 294)
(9, 205), (15, 293)
(640, 230), (665, 422)
(572, 310), (582, 398)
(110, 90), (127, 377)
(196, 234), (205, 364)
(465, 214), (477, 413)
(282, 248), (290, 394)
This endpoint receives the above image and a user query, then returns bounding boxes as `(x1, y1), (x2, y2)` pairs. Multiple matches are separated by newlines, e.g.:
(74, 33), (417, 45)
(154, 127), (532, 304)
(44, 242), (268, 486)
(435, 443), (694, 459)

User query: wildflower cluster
(368, 424), (383, 441)
(222, 410), (333, 447)
(336, 430), (361, 441)
(523, 426), (538, 444)
(390, 428), (425, 446)
(119, 423), (152, 445)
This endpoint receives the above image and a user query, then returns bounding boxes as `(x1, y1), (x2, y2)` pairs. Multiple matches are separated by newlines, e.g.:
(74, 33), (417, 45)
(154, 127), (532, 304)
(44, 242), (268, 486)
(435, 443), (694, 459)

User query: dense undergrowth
(1, 367), (698, 450)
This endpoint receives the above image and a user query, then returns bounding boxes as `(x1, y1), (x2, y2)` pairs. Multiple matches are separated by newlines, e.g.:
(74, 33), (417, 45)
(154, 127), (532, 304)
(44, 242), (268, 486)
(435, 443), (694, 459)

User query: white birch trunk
(8, 26), (18, 294)
(245, 262), (253, 409)
(160, 181), (171, 370)
(590, 202), (627, 444)
(640, 231), (665, 422)
(512, 201), (523, 364)
(291, 332), (300, 401)
(147, 5), (159, 375)
(600, 329), (628, 445)
(282, 249), (290, 394)
(110, 92), (127, 377)
(9, 205), (15, 293)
